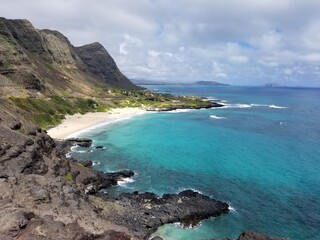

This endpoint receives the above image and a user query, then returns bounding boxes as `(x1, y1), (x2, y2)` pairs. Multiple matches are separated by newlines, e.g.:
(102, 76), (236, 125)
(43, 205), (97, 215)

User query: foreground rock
(208, 231), (291, 240)
(66, 137), (93, 147)
(237, 232), (290, 240)
(82, 170), (135, 194)
(96, 190), (229, 239)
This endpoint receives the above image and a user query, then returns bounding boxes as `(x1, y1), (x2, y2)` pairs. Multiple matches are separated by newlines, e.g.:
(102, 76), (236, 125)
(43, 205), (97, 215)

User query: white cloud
(212, 61), (228, 78)
(148, 50), (161, 57)
(300, 53), (320, 62)
(284, 68), (293, 75)
(228, 55), (249, 64)
(119, 42), (128, 55)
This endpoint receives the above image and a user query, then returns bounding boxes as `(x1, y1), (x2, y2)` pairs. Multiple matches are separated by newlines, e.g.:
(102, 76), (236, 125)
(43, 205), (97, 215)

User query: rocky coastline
(0, 110), (230, 240)
(59, 137), (230, 238)
(0, 109), (291, 239)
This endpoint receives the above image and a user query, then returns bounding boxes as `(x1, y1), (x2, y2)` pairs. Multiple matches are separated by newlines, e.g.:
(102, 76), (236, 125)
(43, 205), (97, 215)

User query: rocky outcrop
(82, 170), (135, 194)
(149, 101), (224, 111)
(97, 190), (229, 238)
(236, 232), (290, 240)
(207, 231), (291, 240)
(66, 137), (93, 147)
(75, 42), (138, 90)
(0, 115), (136, 239)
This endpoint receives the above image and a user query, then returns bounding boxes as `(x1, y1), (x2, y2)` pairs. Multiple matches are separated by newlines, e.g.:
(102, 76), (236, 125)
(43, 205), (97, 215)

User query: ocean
(71, 86), (320, 240)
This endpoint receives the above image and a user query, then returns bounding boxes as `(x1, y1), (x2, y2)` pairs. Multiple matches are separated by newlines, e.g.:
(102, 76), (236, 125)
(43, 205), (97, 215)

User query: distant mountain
(131, 79), (172, 85)
(132, 79), (230, 86)
(264, 83), (284, 87)
(194, 81), (230, 86)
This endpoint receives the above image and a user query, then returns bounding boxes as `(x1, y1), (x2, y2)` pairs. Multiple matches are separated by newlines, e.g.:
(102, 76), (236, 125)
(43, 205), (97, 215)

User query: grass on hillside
(8, 90), (211, 129)
(9, 96), (108, 129)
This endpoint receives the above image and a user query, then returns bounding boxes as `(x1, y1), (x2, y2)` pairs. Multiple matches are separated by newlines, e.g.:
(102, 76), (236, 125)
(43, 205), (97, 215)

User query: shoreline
(47, 107), (147, 139)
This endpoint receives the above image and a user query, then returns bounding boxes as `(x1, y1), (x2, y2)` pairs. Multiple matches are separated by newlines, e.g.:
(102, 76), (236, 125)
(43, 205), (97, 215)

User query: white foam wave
(251, 103), (288, 109)
(205, 97), (219, 101)
(92, 161), (100, 166)
(173, 221), (203, 229)
(78, 150), (93, 153)
(210, 115), (226, 120)
(218, 103), (288, 110)
(220, 103), (252, 109)
(168, 109), (191, 113)
(269, 105), (288, 109)
(250, 104), (269, 107)
(228, 205), (236, 212)
(117, 177), (135, 187)
(70, 145), (78, 151)
(178, 187), (203, 194)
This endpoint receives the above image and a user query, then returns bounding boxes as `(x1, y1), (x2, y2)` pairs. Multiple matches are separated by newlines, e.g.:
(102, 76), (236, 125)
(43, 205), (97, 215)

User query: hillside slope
(0, 17), (138, 98)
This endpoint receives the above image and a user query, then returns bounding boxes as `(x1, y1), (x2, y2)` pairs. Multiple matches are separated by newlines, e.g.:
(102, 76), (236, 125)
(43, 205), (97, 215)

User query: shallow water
(73, 86), (320, 240)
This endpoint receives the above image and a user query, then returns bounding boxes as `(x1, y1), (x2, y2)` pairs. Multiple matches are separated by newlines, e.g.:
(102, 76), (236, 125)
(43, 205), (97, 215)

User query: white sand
(47, 108), (147, 139)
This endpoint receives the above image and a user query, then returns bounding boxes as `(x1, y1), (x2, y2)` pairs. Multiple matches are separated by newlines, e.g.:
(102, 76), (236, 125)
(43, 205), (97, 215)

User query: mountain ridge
(0, 17), (138, 98)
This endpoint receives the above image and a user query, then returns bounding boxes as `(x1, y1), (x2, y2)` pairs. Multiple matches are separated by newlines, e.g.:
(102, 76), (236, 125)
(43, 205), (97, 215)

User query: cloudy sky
(1, 0), (320, 86)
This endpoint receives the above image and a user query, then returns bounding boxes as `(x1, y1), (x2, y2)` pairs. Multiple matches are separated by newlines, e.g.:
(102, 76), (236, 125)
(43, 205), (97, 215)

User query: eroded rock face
(66, 137), (93, 147)
(208, 232), (291, 240)
(0, 120), (135, 239)
(236, 232), (291, 240)
(98, 190), (229, 239)
(15, 215), (131, 240)
(82, 170), (135, 194)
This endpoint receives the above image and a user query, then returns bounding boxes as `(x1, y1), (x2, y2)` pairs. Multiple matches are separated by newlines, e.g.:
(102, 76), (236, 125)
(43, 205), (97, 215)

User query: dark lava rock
(150, 237), (163, 240)
(208, 232), (291, 240)
(16, 214), (131, 240)
(83, 170), (135, 194)
(96, 145), (105, 150)
(95, 230), (131, 240)
(101, 189), (229, 239)
(78, 159), (93, 168)
(237, 232), (290, 240)
(66, 137), (93, 147)
(9, 120), (22, 130)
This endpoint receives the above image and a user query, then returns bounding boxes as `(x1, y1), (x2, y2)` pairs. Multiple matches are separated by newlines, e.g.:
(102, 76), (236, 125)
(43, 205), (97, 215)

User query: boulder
(66, 138), (93, 147)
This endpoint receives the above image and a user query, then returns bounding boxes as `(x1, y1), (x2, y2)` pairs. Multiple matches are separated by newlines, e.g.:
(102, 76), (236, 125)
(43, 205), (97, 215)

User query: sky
(1, 0), (320, 86)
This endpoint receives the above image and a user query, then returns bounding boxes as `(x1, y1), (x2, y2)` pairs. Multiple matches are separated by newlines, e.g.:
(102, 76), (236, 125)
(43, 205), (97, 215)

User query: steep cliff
(75, 42), (137, 89)
(0, 17), (138, 98)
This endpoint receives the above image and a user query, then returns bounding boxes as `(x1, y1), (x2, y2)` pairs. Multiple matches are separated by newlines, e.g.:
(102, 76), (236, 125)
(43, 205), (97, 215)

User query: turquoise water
(73, 86), (320, 240)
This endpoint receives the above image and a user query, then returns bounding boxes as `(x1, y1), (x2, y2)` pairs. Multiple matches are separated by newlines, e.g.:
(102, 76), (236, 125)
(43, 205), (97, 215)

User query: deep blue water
(73, 86), (320, 240)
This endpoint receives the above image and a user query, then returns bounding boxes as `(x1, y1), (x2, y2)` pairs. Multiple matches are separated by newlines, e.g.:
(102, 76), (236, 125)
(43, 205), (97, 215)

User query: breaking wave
(210, 115), (226, 119)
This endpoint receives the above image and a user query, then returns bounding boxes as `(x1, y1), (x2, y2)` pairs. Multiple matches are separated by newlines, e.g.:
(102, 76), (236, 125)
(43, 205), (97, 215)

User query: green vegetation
(8, 89), (212, 130)
(9, 96), (107, 129)
(77, 163), (85, 167)
(66, 172), (73, 181)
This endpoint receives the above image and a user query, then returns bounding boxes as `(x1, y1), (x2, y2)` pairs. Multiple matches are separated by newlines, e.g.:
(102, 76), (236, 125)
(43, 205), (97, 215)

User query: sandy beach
(47, 107), (146, 139)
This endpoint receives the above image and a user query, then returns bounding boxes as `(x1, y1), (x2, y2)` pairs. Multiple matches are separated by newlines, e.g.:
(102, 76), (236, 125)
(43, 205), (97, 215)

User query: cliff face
(0, 17), (138, 98)
(75, 42), (137, 90)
